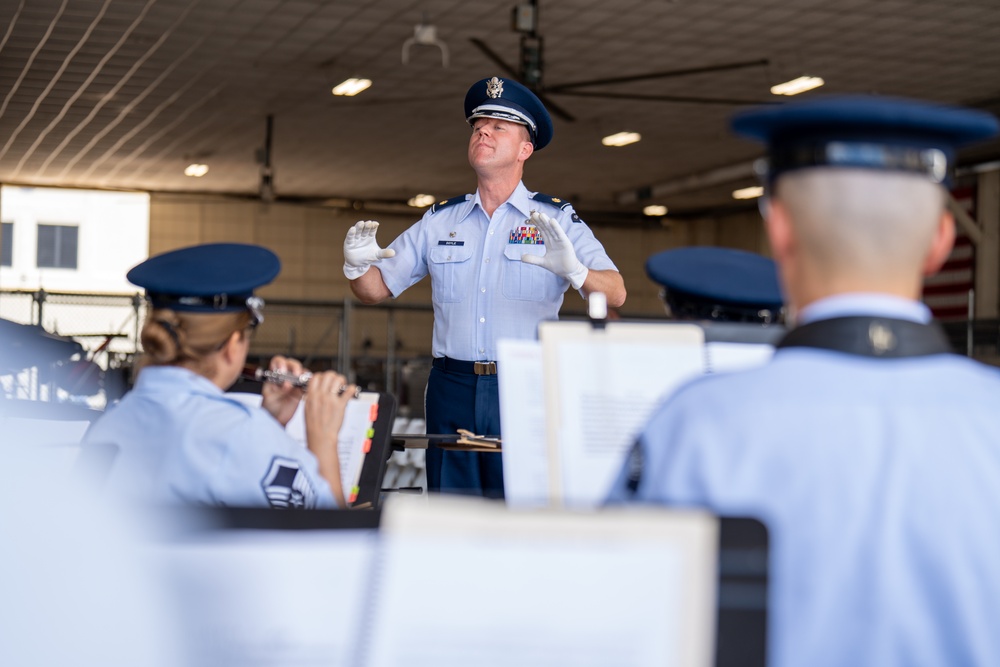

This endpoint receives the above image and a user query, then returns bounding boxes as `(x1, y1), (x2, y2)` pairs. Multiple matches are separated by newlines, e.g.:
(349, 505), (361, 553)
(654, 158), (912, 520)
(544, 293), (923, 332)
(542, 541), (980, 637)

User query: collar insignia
(869, 322), (897, 355)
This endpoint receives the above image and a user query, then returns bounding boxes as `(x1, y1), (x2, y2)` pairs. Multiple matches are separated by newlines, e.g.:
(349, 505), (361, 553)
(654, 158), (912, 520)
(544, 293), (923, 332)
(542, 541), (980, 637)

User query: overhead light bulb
(332, 78), (373, 96)
(408, 194), (436, 208)
(770, 76), (824, 96)
(184, 163), (209, 177)
(643, 205), (668, 216)
(732, 186), (765, 200)
(602, 131), (641, 147)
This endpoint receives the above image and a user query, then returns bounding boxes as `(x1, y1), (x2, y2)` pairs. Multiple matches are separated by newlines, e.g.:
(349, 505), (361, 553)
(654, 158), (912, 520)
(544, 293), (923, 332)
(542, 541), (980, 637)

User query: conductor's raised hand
(520, 210), (590, 290)
(343, 220), (395, 280)
(261, 355), (305, 427)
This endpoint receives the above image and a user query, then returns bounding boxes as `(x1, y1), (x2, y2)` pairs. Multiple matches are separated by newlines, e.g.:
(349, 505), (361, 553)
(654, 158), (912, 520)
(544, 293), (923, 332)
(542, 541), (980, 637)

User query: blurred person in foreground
(343, 76), (625, 498)
(83, 243), (355, 508)
(608, 95), (1000, 666)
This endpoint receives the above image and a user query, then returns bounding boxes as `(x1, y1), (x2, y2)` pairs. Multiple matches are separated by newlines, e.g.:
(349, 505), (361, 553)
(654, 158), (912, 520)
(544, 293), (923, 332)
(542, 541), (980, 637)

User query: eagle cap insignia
(486, 77), (504, 99)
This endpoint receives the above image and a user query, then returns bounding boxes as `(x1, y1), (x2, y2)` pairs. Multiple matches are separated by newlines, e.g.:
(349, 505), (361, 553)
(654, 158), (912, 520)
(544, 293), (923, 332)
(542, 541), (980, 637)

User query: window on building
(1, 222), (11, 267)
(37, 224), (79, 269)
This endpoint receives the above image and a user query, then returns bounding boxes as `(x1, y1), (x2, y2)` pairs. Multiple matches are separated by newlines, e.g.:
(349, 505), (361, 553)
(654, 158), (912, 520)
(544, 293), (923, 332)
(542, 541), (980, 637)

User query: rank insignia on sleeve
(261, 457), (317, 509)
(509, 224), (544, 244)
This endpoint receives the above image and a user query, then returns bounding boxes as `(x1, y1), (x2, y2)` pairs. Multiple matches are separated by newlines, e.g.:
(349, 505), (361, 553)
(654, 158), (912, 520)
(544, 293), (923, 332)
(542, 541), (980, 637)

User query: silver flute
(242, 365), (360, 396)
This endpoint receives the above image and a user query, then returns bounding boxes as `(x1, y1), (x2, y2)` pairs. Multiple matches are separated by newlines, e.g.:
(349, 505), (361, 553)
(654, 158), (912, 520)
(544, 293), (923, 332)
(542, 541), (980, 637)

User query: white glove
(343, 220), (395, 280)
(520, 210), (589, 290)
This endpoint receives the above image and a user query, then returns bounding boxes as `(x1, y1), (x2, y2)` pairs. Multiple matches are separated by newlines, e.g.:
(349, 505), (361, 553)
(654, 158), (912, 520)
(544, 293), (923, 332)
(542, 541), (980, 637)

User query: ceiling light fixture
(643, 204), (668, 216)
(732, 186), (765, 200)
(408, 194), (436, 208)
(770, 76), (824, 96)
(602, 131), (641, 147)
(184, 163), (209, 177)
(332, 78), (373, 96)
(401, 21), (450, 67)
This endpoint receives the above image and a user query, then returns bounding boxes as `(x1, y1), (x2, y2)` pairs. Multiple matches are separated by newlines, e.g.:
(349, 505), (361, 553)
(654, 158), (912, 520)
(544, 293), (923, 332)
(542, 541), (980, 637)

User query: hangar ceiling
(1, 0), (999, 221)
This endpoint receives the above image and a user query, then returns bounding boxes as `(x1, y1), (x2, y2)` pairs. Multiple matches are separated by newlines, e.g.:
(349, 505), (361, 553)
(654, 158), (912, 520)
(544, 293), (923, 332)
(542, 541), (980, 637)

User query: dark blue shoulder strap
(529, 192), (573, 211)
(430, 194), (471, 214)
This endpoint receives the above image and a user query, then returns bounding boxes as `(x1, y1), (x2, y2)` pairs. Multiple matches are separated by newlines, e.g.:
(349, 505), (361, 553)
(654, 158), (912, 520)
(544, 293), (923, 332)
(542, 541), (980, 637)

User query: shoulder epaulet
(529, 192), (573, 211)
(430, 194), (471, 214)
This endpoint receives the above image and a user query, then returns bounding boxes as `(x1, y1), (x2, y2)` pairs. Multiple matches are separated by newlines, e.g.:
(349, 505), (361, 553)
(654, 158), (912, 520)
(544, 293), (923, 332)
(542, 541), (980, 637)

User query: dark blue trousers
(424, 364), (504, 499)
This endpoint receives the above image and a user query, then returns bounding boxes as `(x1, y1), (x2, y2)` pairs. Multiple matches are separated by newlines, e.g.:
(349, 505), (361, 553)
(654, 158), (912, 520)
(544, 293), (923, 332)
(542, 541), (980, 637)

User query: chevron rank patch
(261, 456), (317, 509)
(509, 224), (544, 244)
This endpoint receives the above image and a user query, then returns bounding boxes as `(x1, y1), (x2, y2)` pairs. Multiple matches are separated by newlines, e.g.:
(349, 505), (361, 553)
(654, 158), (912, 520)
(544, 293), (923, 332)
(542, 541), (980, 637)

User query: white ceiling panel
(0, 0), (997, 220)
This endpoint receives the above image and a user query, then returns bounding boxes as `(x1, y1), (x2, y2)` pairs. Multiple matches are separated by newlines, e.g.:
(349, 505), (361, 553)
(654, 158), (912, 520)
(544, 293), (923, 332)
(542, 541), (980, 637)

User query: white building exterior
(1, 185), (149, 293)
(0, 186), (150, 398)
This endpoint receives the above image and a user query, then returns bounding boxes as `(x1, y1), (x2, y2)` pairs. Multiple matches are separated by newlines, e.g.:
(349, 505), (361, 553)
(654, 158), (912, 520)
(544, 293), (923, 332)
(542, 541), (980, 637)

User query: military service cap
(465, 76), (554, 150)
(646, 246), (783, 324)
(732, 95), (999, 186)
(127, 243), (280, 325)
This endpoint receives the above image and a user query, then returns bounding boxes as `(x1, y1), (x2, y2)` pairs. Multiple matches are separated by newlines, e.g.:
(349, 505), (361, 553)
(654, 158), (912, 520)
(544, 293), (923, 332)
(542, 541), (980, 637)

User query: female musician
(83, 243), (354, 508)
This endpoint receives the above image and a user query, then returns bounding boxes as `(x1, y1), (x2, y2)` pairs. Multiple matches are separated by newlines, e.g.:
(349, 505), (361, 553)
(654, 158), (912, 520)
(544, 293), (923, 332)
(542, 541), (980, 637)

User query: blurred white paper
(705, 342), (774, 373)
(363, 496), (718, 667)
(158, 527), (377, 667)
(497, 339), (549, 507)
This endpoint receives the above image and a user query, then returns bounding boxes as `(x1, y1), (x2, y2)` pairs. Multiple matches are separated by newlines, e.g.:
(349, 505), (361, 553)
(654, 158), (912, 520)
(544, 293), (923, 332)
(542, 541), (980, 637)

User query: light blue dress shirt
(84, 366), (337, 509)
(608, 294), (1000, 667)
(377, 181), (618, 361)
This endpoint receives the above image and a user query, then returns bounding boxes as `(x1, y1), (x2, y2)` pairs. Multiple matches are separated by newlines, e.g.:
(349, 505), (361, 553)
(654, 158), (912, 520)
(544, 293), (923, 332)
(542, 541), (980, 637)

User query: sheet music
(541, 322), (705, 507)
(497, 339), (549, 508)
(363, 496), (718, 667)
(337, 392), (380, 502)
(230, 391), (380, 503)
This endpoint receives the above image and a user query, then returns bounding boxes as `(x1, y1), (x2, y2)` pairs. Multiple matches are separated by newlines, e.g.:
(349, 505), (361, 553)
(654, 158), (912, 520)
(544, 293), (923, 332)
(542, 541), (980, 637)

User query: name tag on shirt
(509, 225), (545, 244)
(438, 240), (465, 246)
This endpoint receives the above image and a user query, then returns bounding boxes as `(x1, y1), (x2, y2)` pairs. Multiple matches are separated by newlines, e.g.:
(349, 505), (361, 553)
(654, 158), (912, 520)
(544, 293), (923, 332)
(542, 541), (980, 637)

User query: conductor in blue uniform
(608, 96), (1000, 666)
(84, 243), (356, 508)
(344, 76), (626, 498)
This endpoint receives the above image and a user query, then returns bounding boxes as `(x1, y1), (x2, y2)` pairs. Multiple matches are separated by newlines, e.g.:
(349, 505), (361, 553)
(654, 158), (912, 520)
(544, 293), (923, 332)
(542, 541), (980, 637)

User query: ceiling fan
(469, 0), (773, 122)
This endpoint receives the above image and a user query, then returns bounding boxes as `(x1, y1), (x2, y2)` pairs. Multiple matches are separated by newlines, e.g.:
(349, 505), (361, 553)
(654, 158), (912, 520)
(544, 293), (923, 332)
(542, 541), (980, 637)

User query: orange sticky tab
(349, 489), (358, 503)
(362, 439), (372, 453)
(369, 405), (379, 421)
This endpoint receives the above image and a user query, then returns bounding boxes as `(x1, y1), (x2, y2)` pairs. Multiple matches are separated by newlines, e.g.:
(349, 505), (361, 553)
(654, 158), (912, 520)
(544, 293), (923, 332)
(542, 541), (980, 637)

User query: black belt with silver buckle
(432, 357), (498, 376)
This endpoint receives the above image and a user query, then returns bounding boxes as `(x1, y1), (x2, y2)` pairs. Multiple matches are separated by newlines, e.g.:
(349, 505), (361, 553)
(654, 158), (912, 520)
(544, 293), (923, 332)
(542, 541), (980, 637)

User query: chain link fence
(1, 289), (435, 416)
(6, 287), (1000, 412)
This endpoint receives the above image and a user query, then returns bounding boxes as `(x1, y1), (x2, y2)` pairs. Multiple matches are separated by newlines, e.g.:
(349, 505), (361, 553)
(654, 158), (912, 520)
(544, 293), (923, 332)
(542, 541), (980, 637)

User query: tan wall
(149, 193), (768, 356)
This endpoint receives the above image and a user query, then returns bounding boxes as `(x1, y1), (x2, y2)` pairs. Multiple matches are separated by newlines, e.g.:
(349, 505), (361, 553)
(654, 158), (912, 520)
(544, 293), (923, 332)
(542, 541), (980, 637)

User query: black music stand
(351, 392), (397, 509)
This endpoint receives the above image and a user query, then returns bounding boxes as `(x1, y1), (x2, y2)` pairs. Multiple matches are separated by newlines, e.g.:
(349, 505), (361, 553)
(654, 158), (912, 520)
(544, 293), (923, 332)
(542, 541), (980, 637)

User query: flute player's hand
(304, 370), (357, 507)
(261, 355), (306, 427)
